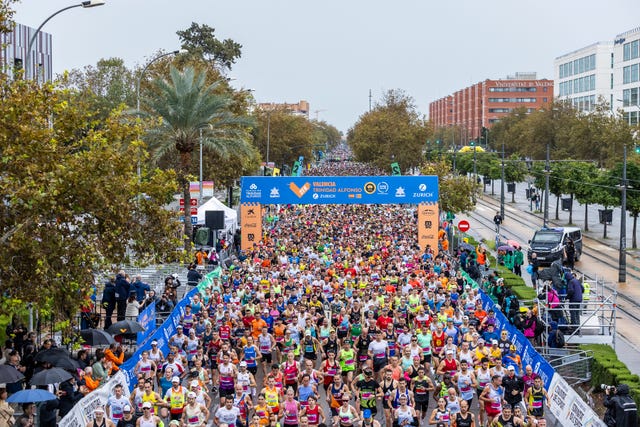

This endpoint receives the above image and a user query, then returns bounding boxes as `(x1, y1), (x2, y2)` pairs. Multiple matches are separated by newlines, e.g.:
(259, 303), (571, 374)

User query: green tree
(504, 155), (528, 202)
(177, 22), (242, 71)
(0, 75), (181, 332)
(421, 159), (478, 213)
(141, 66), (254, 250)
(58, 57), (136, 119)
(252, 109), (318, 170)
(348, 89), (431, 171)
(591, 169), (620, 238)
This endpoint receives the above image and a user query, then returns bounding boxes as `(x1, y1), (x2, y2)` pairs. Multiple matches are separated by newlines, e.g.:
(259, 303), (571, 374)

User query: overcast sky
(13, 0), (640, 134)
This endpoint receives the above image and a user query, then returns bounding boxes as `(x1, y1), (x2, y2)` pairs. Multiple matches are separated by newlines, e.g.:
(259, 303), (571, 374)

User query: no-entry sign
(458, 220), (470, 232)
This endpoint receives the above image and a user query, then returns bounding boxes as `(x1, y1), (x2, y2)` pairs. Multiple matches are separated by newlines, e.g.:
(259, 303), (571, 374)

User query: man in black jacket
(604, 383), (638, 427)
(102, 279), (116, 329)
(502, 365), (525, 412)
(114, 270), (130, 321)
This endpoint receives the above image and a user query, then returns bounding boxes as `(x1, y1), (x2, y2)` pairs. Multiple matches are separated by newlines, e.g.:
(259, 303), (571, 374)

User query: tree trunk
(633, 213), (638, 249)
(555, 195), (560, 220)
(584, 203), (589, 231)
(491, 180), (495, 195)
(511, 187), (515, 203)
(569, 194), (573, 225)
(182, 178), (193, 252)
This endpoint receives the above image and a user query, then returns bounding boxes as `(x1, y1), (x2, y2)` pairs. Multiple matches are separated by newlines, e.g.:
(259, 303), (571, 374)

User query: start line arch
(239, 175), (439, 253)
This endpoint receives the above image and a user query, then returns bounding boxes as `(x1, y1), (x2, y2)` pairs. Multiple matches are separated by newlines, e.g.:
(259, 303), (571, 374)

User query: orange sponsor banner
(240, 203), (263, 252)
(417, 202), (439, 256)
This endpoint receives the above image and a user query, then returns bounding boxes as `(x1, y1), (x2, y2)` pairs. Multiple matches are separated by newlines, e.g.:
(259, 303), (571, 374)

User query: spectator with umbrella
(15, 403), (36, 427)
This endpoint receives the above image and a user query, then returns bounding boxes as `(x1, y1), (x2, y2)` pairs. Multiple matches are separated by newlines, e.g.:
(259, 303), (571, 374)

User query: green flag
(391, 162), (401, 176)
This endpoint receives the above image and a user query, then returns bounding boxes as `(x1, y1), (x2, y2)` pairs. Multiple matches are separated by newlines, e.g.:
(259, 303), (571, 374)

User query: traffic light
(469, 140), (475, 147)
(635, 144), (640, 154)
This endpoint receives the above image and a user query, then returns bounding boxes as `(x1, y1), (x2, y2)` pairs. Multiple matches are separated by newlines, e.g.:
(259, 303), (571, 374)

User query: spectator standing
(566, 272), (584, 333)
(102, 278), (117, 330)
(114, 271), (130, 322)
(130, 276), (150, 303)
(604, 383), (638, 427)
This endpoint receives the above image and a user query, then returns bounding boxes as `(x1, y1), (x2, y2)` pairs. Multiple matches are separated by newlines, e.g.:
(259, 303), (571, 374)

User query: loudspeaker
(194, 227), (210, 246)
(205, 210), (225, 230)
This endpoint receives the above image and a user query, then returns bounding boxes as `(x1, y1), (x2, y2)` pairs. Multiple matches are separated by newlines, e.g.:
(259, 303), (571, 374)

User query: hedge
(464, 235), (537, 301)
(580, 344), (640, 408)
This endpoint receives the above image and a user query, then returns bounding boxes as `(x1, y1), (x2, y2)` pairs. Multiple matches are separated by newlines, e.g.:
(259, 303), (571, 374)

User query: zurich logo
(418, 183), (427, 191)
(312, 193), (319, 199)
(249, 184), (258, 190)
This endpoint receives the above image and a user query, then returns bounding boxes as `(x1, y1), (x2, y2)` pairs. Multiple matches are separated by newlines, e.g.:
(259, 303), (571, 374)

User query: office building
(0, 22), (53, 82)
(429, 73), (554, 139)
(257, 100), (310, 118)
(554, 25), (640, 124)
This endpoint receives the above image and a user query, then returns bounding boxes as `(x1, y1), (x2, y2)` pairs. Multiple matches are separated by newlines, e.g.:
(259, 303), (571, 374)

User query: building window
(624, 40), (640, 61)
(488, 108), (511, 113)
(611, 53), (614, 68)
(611, 73), (614, 89)
(623, 64), (640, 84)
(543, 87), (548, 92)
(543, 98), (548, 102)
(488, 98), (537, 103)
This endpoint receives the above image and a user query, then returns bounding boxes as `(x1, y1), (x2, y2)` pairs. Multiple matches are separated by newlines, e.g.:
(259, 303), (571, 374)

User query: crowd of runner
(1, 159), (553, 427)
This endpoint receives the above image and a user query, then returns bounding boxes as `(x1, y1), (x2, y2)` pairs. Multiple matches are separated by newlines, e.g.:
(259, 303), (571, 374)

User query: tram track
(467, 196), (640, 324)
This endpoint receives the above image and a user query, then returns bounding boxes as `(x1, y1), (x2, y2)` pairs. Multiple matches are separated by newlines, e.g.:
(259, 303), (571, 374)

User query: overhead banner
(240, 203), (263, 251)
(240, 176), (439, 205)
(417, 203), (439, 256)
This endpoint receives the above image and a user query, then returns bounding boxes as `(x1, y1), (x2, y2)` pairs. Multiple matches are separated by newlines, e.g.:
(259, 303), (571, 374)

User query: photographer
(604, 384), (638, 427)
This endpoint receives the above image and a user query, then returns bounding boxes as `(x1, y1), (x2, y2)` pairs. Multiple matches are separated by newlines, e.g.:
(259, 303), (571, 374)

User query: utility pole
(369, 89), (372, 112)
(544, 144), (550, 228)
(500, 142), (505, 220)
(619, 144), (627, 283)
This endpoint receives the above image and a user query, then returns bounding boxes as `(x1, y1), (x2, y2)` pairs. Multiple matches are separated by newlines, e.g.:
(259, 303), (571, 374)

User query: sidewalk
(478, 180), (640, 374)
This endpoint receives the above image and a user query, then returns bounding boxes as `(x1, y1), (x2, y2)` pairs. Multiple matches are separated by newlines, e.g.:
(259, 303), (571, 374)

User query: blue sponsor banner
(136, 302), (155, 345)
(240, 175), (439, 205)
(120, 287), (199, 389)
(468, 274), (556, 389)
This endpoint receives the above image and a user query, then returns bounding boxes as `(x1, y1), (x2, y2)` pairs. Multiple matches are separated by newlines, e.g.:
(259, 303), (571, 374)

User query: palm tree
(142, 65), (254, 250)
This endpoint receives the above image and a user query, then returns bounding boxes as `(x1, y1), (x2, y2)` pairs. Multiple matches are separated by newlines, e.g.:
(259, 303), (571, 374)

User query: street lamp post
(25, 0), (105, 81)
(500, 142), (505, 220)
(619, 145), (627, 283)
(544, 144), (550, 228)
(136, 49), (185, 112)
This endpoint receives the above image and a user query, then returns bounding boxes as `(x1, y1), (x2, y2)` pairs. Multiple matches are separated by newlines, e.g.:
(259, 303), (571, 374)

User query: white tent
(196, 197), (238, 235)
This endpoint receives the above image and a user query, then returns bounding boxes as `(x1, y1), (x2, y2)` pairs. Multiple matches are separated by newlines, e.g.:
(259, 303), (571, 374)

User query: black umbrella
(0, 364), (24, 383)
(80, 329), (115, 346)
(30, 367), (72, 385)
(34, 348), (79, 370)
(107, 320), (145, 335)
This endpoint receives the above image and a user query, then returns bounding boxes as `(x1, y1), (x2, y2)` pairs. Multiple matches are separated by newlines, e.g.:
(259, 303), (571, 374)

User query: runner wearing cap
(116, 405), (137, 427)
(88, 406), (116, 427)
(361, 408), (381, 427)
(164, 376), (187, 421)
(189, 379), (211, 408)
(136, 402), (161, 427)
(182, 391), (209, 427)
(237, 361), (258, 398)
(353, 368), (382, 417)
